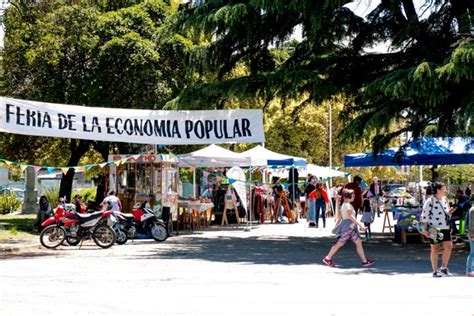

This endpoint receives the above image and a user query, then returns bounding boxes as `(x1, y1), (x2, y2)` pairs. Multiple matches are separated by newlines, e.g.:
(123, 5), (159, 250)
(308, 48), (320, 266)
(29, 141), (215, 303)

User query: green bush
(41, 187), (97, 207)
(71, 188), (96, 203)
(43, 186), (60, 208)
(0, 192), (22, 214)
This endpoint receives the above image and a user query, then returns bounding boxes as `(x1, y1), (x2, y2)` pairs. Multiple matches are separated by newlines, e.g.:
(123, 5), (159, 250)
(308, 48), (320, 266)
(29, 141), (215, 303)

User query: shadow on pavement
(126, 234), (469, 275)
(0, 248), (63, 260)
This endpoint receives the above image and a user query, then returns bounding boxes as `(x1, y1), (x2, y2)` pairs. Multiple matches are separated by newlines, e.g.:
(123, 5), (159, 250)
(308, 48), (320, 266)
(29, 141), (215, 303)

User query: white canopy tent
(269, 164), (346, 179)
(240, 145), (307, 167)
(177, 144), (250, 197)
(306, 164), (346, 178)
(177, 144), (250, 168)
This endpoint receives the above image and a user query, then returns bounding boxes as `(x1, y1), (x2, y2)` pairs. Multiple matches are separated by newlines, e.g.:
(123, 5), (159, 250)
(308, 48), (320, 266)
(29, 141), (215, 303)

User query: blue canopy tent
(344, 137), (474, 167)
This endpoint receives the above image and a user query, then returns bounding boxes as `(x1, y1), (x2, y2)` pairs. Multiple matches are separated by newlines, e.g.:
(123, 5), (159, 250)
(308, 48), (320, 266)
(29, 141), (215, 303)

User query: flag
(61, 167), (70, 175)
(33, 166), (42, 173)
(100, 162), (108, 168)
(47, 167), (55, 174)
(20, 164), (28, 172)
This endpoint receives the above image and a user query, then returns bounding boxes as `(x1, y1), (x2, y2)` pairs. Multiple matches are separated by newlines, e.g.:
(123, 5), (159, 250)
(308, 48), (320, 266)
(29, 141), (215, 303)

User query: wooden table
(178, 200), (214, 230)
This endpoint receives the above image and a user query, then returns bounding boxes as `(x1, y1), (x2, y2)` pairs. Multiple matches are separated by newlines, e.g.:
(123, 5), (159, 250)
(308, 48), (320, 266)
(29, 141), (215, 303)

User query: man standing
(344, 176), (363, 218)
(101, 190), (122, 214)
(451, 189), (471, 235)
(369, 177), (383, 217)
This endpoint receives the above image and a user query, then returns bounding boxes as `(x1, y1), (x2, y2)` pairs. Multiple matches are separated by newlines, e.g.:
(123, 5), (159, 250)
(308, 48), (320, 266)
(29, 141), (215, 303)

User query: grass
(0, 214), (37, 242)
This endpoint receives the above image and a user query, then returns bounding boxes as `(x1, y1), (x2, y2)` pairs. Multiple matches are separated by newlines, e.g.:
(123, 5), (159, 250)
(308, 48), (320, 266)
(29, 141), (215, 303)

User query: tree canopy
(170, 0), (474, 152)
(0, 0), (193, 199)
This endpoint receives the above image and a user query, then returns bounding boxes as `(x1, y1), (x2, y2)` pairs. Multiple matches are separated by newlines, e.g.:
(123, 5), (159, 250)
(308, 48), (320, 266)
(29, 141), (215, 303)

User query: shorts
(429, 229), (452, 245)
(337, 228), (360, 244)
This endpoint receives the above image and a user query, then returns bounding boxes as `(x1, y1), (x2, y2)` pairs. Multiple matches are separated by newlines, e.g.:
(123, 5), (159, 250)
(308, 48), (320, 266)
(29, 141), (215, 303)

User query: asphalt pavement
(0, 215), (472, 316)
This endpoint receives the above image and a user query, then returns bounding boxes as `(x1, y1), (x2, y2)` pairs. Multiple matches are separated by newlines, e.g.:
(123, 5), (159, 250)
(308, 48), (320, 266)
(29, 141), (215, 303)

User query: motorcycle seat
(72, 212), (104, 223)
(76, 211), (102, 218)
(121, 213), (135, 219)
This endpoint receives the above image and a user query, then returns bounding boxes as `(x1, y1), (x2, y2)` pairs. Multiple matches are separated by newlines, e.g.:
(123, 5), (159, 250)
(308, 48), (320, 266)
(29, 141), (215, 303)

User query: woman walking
(309, 182), (329, 228)
(304, 176), (316, 227)
(322, 189), (374, 267)
(421, 182), (455, 277)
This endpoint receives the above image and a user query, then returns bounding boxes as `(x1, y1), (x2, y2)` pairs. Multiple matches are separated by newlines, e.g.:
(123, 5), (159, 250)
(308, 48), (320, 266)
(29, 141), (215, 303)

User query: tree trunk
(59, 139), (90, 202)
(430, 165), (439, 183)
(92, 141), (110, 204)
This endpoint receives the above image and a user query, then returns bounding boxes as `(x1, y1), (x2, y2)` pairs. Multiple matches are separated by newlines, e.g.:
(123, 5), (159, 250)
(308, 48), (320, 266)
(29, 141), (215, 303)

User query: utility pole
(329, 98), (333, 188)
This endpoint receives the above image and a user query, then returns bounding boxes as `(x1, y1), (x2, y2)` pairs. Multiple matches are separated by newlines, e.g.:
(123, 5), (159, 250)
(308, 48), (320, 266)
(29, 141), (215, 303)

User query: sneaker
(315, 223), (319, 228)
(440, 268), (452, 277)
(361, 259), (375, 267)
(322, 257), (335, 267)
(466, 272), (473, 277)
(432, 271), (442, 278)
(308, 222), (315, 228)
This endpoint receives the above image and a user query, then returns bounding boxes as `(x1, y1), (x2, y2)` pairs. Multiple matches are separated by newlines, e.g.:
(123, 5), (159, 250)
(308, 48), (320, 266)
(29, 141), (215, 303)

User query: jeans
(371, 196), (381, 217)
(315, 199), (326, 226)
(307, 198), (316, 222)
(467, 239), (474, 273)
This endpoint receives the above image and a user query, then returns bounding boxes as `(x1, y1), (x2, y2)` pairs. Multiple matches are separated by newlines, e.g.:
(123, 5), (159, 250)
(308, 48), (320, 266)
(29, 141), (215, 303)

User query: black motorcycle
(112, 206), (168, 244)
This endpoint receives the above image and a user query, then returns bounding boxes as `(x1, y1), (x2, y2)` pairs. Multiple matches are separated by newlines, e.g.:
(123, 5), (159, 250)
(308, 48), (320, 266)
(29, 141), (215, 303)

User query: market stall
(177, 145), (250, 225)
(344, 137), (474, 241)
(107, 154), (179, 221)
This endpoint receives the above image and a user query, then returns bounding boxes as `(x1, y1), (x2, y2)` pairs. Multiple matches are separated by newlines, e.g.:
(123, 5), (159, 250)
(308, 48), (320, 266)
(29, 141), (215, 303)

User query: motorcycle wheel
(92, 225), (116, 248)
(40, 225), (66, 249)
(115, 229), (128, 245)
(167, 220), (173, 236)
(150, 223), (167, 242)
(66, 236), (81, 246)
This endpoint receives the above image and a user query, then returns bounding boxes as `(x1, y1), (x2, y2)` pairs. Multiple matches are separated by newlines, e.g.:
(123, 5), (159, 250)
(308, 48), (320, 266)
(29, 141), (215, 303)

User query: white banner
(226, 166), (247, 211)
(0, 97), (265, 145)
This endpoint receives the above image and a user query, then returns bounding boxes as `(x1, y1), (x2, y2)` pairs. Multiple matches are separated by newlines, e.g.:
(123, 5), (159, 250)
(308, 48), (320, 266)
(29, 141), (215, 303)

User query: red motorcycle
(40, 204), (116, 249)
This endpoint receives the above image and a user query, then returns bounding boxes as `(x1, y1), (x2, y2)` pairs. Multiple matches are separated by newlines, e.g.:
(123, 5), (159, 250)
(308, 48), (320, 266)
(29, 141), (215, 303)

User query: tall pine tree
(170, 0), (474, 152)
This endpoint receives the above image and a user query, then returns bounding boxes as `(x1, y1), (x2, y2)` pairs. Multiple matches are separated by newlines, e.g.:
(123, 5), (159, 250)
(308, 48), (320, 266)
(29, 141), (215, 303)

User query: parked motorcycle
(40, 204), (116, 249)
(113, 206), (168, 244)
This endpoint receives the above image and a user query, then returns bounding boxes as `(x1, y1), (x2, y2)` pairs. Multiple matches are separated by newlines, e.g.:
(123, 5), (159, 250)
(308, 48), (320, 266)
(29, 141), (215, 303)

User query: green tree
(170, 0), (474, 153)
(1, 0), (193, 200)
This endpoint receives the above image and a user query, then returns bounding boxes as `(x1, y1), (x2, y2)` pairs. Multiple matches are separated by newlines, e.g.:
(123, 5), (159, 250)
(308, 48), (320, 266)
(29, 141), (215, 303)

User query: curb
(0, 243), (40, 253)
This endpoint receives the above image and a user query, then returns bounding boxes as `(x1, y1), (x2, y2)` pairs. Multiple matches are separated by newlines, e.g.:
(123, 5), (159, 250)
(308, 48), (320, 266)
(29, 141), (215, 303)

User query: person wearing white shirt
(101, 190), (122, 214)
(421, 182), (456, 277)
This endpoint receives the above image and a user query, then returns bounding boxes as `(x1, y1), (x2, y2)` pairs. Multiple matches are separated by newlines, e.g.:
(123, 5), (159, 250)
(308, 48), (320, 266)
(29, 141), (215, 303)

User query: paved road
(1, 219), (472, 316)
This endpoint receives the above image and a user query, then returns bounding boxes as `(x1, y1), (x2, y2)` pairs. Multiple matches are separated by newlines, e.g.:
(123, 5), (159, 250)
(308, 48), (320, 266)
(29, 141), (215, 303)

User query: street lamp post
(329, 98), (333, 188)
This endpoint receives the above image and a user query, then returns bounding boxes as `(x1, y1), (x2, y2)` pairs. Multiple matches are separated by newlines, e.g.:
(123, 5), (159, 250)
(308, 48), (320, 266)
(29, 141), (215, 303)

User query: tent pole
(193, 168), (196, 197)
(249, 169), (252, 228)
(419, 165), (423, 203)
(292, 165), (296, 221)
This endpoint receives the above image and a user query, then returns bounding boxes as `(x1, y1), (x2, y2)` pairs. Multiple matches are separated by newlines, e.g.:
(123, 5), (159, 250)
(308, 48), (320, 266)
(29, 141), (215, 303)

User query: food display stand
(107, 154), (179, 222)
(392, 205), (424, 244)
